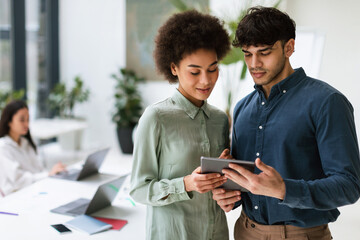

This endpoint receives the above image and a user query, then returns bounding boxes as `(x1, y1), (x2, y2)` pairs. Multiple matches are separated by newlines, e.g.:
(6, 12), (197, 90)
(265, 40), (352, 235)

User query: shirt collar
(254, 67), (306, 96)
(3, 135), (26, 148)
(171, 89), (210, 119)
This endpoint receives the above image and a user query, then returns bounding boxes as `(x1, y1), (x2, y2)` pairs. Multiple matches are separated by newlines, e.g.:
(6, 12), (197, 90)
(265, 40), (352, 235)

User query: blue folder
(65, 215), (112, 235)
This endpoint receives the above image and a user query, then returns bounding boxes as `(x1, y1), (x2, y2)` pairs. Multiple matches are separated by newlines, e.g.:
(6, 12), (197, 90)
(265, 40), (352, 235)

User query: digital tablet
(200, 156), (255, 192)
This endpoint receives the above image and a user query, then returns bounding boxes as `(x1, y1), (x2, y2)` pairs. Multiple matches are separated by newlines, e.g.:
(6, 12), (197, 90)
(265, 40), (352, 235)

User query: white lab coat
(0, 135), (48, 196)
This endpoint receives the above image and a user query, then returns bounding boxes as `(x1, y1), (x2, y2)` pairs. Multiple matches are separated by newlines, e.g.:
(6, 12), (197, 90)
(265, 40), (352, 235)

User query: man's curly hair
(233, 7), (296, 48)
(154, 10), (230, 83)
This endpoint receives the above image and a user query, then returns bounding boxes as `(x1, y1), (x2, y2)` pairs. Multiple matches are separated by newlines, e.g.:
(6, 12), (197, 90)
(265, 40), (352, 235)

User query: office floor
(225, 200), (360, 240)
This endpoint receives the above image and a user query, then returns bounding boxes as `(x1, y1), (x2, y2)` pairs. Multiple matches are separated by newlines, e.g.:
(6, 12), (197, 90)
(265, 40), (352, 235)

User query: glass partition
(0, 0), (12, 91)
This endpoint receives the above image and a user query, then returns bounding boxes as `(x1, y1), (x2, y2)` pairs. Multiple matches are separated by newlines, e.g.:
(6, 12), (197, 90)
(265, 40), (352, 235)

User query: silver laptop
(52, 148), (110, 181)
(50, 175), (127, 217)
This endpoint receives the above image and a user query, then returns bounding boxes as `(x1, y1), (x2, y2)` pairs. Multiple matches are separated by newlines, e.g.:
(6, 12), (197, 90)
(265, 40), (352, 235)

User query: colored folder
(66, 215), (112, 235)
(94, 216), (128, 230)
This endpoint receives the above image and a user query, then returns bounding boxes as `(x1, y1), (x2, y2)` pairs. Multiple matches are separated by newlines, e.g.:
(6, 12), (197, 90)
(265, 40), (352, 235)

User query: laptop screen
(84, 175), (128, 214)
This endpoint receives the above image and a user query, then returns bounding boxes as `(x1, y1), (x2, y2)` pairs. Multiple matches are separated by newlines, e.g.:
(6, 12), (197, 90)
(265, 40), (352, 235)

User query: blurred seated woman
(0, 100), (65, 196)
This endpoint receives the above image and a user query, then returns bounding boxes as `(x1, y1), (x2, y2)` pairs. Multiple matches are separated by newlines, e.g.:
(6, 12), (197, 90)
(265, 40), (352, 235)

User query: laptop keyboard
(52, 169), (80, 180)
(65, 172), (79, 179)
(59, 198), (90, 215)
(67, 204), (89, 215)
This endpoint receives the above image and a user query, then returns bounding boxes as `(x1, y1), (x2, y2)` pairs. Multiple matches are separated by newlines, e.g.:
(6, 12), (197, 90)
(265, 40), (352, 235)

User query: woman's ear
(170, 63), (177, 76)
(284, 39), (295, 58)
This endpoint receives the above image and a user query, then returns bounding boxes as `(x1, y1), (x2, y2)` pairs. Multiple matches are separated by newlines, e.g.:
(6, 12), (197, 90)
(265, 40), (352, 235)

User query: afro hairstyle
(154, 10), (231, 83)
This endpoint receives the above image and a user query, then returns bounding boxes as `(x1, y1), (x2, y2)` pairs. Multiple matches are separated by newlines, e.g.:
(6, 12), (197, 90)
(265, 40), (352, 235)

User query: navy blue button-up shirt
(232, 68), (360, 228)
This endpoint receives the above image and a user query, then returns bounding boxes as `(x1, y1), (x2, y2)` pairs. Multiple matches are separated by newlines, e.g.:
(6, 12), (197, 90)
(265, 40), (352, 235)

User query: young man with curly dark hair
(130, 10), (231, 239)
(212, 6), (360, 240)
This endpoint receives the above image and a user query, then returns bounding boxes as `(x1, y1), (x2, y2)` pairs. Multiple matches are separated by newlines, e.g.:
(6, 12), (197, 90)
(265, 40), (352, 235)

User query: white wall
(286, 0), (360, 138)
(59, 0), (239, 150)
(60, 0), (126, 149)
(60, 0), (360, 150)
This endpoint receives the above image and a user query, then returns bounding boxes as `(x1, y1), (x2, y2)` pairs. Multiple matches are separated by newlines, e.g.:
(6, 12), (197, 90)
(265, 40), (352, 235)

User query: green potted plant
(48, 76), (90, 119)
(0, 89), (25, 115)
(46, 76), (90, 151)
(111, 68), (145, 154)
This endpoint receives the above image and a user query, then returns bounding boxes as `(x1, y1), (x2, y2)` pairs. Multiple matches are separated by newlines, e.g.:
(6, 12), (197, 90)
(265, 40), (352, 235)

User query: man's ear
(170, 63), (177, 76)
(284, 39), (295, 58)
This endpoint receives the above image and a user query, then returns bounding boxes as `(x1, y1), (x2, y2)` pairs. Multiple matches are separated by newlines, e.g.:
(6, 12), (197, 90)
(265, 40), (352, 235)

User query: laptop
(52, 148), (110, 181)
(50, 175), (128, 217)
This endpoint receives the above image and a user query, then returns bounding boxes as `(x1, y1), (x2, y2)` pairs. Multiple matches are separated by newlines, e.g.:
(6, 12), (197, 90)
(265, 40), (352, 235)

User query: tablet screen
(200, 156), (255, 192)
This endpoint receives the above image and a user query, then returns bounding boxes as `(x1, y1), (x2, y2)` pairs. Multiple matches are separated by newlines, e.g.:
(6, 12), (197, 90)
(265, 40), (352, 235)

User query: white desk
(30, 118), (88, 140)
(30, 118), (88, 150)
(0, 148), (146, 239)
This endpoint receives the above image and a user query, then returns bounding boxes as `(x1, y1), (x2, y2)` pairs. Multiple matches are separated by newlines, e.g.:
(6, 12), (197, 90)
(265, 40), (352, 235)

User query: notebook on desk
(51, 148), (110, 181)
(66, 215), (112, 235)
(50, 175), (128, 217)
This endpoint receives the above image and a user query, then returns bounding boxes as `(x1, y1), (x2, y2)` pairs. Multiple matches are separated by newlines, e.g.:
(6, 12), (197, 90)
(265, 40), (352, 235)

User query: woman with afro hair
(130, 10), (231, 239)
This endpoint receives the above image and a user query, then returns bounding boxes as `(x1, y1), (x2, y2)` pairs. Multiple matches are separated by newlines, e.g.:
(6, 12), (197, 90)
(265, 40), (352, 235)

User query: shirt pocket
(211, 135), (228, 157)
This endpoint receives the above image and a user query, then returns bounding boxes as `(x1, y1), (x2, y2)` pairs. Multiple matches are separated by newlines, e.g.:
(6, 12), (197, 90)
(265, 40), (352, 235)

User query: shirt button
(254, 206), (259, 210)
(261, 102), (265, 105)
(256, 152), (260, 156)
(283, 89), (287, 93)
(259, 126), (263, 130)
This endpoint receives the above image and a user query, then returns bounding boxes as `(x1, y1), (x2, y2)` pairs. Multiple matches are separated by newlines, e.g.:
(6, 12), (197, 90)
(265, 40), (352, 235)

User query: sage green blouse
(130, 90), (230, 240)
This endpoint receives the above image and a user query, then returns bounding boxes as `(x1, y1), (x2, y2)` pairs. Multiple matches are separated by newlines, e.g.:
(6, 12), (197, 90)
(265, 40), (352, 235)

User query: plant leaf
(221, 48), (244, 65)
(169, 0), (189, 11)
(240, 64), (248, 80)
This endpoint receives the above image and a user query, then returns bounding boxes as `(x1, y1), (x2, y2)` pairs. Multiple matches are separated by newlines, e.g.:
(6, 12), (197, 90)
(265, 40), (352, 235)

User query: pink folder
(94, 217), (128, 230)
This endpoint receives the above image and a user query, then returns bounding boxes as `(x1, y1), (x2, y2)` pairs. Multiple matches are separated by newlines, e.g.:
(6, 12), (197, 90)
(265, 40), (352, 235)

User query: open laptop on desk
(50, 175), (128, 217)
(51, 148), (110, 181)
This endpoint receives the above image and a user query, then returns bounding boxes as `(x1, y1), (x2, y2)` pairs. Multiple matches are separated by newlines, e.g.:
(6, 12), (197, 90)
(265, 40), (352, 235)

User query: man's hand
(223, 158), (286, 200)
(184, 167), (227, 193)
(212, 188), (241, 212)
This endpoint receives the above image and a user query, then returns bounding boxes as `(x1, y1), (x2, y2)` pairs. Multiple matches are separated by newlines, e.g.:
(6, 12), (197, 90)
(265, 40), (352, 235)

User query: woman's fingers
(212, 189), (241, 212)
(194, 177), (227, 193)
